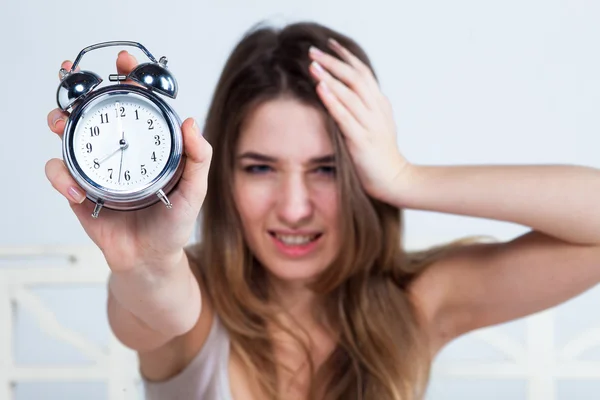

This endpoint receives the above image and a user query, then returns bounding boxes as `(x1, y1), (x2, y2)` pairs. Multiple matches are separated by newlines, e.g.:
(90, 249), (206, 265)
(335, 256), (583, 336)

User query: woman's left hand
(308, 39), (414, 205)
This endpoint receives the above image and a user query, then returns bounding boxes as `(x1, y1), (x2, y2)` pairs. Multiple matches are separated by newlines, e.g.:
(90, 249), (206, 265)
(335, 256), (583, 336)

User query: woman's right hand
(45, 51), (212, 273)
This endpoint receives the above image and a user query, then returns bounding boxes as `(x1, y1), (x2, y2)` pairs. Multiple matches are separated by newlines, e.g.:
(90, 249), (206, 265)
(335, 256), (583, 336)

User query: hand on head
(308, 39), (414, 206)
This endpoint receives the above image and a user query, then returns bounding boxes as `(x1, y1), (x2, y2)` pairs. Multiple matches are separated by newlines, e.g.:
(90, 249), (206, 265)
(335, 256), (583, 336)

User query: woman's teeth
(274, 234), (318, 245)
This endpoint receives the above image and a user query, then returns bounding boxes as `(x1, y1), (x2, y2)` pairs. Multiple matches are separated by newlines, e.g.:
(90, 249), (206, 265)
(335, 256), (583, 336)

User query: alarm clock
(56, 41), (185, 219)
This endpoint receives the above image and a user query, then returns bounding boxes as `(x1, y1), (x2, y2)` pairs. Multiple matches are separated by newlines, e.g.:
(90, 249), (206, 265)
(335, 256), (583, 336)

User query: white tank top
(142, 315), (234, 400)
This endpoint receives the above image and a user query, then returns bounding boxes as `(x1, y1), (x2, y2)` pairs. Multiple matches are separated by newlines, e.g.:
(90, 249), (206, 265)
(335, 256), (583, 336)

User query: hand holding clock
(45, 51), (213, 273)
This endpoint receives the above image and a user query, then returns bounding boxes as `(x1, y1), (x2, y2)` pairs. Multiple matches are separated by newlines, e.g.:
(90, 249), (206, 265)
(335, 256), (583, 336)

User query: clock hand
(96, 146), (121, 165)
(96, 138), (128, 165)
(111, 101), (127, 182)
(118, 125), (126, 182)
(118, 145), (124, 183)
(115, 101), (124, 139)
(117, 127), (127, 183)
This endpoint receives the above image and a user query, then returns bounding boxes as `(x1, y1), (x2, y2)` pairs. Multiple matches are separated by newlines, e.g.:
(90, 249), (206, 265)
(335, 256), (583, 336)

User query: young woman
(45, 21), (600, 400)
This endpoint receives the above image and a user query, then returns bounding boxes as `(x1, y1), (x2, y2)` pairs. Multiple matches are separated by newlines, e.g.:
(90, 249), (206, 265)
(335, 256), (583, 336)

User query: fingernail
(328, 38), (341, 48)
(318, 81), (333, 99)
(309, 46), (323, 57)
(192, 119), (198, 132)
(52, 114), (66, 129)
(68, 187), (85, 203)
(310, 61), (325, 78)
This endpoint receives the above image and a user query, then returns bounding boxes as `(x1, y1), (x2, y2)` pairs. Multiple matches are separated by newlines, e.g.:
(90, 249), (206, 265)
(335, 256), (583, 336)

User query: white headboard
(430, 305), (600, 399)
(0, 246), (141, 400)
(1, 246), (599, 400)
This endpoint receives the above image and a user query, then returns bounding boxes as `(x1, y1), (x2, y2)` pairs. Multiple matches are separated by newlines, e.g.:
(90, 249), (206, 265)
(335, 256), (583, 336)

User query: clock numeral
(108, 168), (113, 179)
(147, 119), (154, 130)
(116, 106), (126, 118)
(154, 135), (161, 146)
(93, 159), (100, 169)
(151, 151), (157, 162)
(141, 165), (147, 175)
(86, 143), (92, 153)
(100, 113), (109, 124)
(135, 110), (139, 120)
(124, 170), (131, 181)
(90, 126), (100, 137)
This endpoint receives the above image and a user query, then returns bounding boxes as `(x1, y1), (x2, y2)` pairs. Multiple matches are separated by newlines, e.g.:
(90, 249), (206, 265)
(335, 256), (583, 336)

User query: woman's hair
(188, 20), (495, 400)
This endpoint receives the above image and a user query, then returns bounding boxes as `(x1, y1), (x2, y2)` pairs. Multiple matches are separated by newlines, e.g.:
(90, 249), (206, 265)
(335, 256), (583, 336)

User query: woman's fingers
(116, 51), (140, 85)
(309, 60), (371, 130)
(315, 80), (366, 145)
(173, 118), (213, 209)
(51, 60), (79, 137)
(45, 157), (98, 227)
(327, 39), (393, 114)
(58, 60), (79, 79)
(117, 50), (139, 75)
(327, 39), (378, 86)
(309, 46), (377, 110)
(45, 158), (86, 204)
(47, 108), (69, 138)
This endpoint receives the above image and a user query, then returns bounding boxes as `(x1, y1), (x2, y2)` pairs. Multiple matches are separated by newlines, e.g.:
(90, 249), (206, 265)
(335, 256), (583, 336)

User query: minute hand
(118, 129), (126, 183)
(96, 146), (121, 165)
(115, 102), (127, 183)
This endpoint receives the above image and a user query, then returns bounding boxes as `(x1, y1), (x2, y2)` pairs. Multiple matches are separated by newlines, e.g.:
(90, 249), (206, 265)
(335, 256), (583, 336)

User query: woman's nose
(276, 174), (313, 226)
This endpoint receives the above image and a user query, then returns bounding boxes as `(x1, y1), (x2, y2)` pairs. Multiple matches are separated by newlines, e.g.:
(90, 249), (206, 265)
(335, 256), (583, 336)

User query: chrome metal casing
(56, 71), (103, 110)
(61, 84), (185, 211)
(128, 62), (178, 99)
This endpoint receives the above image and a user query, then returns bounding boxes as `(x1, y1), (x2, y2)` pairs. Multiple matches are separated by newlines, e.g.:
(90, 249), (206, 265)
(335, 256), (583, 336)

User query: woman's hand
(45, 51), (212, 272)
(308, 39), (415, 205)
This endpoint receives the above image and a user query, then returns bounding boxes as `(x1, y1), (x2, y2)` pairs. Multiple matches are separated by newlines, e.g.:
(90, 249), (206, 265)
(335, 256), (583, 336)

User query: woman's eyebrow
(237, 152), (277, 162)
(237, 152), (335, 164)
(309, 154), (335, 164)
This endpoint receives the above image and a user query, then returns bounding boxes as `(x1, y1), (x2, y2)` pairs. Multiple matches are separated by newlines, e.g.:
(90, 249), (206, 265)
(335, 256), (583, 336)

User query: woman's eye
(315, 165), (336, 176)
(244, 164), (272, 174)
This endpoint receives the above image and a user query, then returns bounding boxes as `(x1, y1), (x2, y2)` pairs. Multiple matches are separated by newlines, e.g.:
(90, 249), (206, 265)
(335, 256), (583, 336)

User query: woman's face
(233, 97), (341, 285)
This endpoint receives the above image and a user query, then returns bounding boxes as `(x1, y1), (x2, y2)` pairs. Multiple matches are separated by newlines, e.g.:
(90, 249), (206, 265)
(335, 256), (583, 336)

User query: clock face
(72, 92), (172, 192)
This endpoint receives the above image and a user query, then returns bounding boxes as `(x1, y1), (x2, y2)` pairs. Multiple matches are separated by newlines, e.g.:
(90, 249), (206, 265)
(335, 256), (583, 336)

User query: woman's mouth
(269, 232), (322, 257)
(272, 233), (320, 245)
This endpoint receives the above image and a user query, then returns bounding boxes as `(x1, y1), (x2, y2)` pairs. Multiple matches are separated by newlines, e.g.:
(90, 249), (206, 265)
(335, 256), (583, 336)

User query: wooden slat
(0, 246), (140, 398)
(0, 279), (14, 400)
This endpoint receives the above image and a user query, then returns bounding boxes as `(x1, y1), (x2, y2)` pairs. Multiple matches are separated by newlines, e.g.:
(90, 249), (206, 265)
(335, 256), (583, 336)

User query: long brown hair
(189, 21), (494, 399)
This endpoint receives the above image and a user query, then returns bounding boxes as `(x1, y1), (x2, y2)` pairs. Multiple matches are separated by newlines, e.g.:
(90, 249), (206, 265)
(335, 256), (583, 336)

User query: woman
(45, 21), (600, 400)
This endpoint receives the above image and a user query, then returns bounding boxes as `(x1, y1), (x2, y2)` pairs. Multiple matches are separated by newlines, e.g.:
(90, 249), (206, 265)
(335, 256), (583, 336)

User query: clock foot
(157, 189), (172, 209)
(92, 199), (105, 218)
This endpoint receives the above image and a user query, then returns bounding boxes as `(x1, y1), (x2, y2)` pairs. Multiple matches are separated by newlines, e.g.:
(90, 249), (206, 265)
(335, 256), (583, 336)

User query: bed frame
(1, 246), (598, 400)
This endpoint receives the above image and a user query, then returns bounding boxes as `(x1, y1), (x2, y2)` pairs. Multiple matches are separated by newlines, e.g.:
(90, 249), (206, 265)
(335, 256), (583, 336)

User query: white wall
(1, 0), (599, 399)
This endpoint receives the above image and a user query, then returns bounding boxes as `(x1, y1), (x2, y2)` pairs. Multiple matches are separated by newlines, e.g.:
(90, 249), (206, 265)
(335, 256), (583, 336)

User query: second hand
(118, 128), (125, 183)
(115, 101), (126, 183)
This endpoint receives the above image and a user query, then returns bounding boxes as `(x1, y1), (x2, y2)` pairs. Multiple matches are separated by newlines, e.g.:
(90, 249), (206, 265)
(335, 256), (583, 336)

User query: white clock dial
(72, 94), (172, 191)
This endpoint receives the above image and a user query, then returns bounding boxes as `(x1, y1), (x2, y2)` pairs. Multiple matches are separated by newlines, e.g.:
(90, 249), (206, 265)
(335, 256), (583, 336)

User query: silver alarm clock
(56, 41), (185, 219)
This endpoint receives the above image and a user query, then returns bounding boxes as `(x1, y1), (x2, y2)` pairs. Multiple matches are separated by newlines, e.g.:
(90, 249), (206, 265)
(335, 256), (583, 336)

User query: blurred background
(1, 0), (599, 399)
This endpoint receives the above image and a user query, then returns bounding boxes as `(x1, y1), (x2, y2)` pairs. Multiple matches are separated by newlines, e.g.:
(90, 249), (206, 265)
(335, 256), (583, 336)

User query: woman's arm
(107, 249), (201, 352)
(396, 163), (600, 245)
(401, 164), (600, 349)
